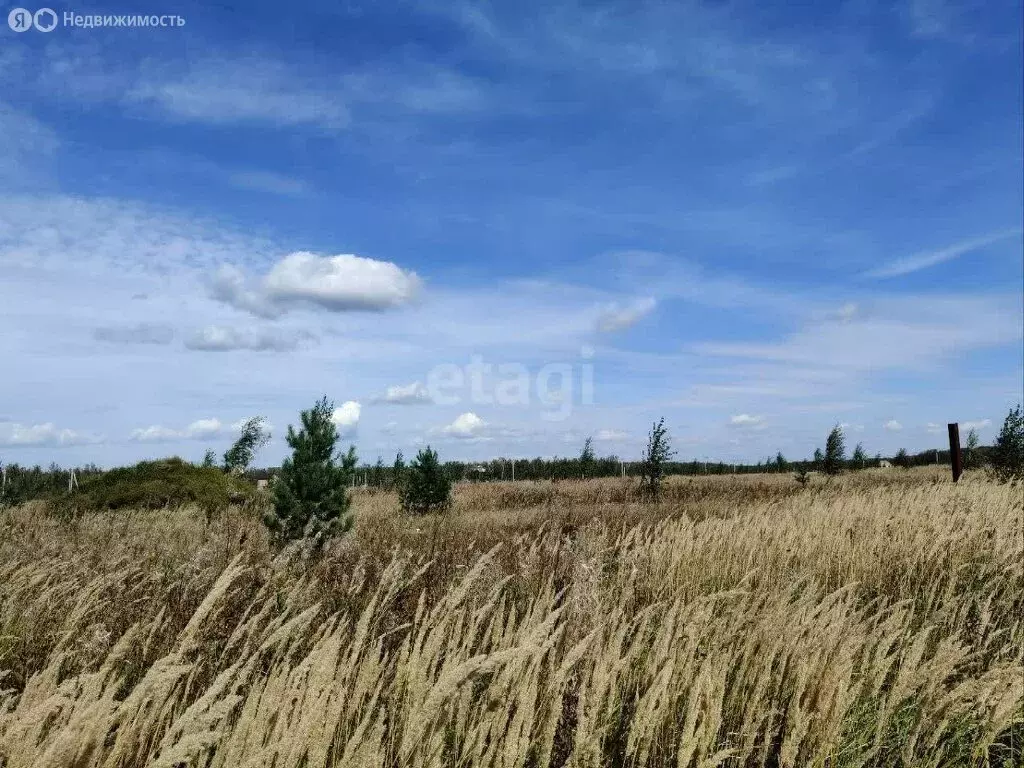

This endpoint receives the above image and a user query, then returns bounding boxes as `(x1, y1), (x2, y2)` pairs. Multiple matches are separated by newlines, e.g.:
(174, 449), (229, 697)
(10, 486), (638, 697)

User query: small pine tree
(639, 418), (674, 500)
(794, 467), (810, 486)
(851, 443), (866, 470)
(775, 452), (788, 472)
(822, 424), (845, 475)
(580, 436), (595, 479)
(813, 448), (824, 470)
(266, 397), (356, 547)
(990, 404), (1024, 482)
(223, 417), (270, 474)
(200, 449), (217, 468)
(400, 446), (451, 515)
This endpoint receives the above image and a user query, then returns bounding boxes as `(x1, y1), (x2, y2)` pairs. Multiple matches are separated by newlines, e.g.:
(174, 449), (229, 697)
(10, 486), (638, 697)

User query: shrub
(990, 404), (1024, 482)
(851, 442), (866, 470)
(266, 397), (356, 546)
(579, 437), (595, 479)
(400, 446), (452, 515)
(56, 458), (251, 514)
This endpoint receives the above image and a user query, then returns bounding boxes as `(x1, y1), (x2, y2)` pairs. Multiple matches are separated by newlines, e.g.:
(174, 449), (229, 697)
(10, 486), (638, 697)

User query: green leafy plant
(579, 437), (595, 479)
(639, 418), (674, 500)
(223, 417), (270, 474)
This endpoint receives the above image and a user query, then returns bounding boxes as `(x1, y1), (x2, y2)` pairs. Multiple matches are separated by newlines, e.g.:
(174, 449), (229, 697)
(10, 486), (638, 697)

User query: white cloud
(126, 56), (351, 130)
(594, 428), (629, 441)
(374, 381), (433, 405)
(729, 414), (766, 429)
(883, 420), (903, 431)
(961, 419), (991, 431)
(130, 418), (224, 442)
(595, 297), (656, 333)
(330, 401), (361, 437)
(442, 412), (487, 439)
(212, 252), (421, 317)
(864, 229), (1022, 279)
(185, 325), (311, 352)
(2, 422), (97, 446)
(926, 422), (944, 434)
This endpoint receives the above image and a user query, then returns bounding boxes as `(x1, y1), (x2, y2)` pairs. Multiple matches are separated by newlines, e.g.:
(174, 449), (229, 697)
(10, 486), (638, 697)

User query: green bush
(56, 458), (253, 514)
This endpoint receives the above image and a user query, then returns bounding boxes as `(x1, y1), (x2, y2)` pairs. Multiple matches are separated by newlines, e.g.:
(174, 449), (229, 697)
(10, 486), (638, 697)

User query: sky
(0, 0), (1021, 468)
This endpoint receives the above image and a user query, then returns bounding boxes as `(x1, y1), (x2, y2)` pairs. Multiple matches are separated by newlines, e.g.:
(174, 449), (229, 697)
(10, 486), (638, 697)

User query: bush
(400, 446), (451, 515)
(267, 397), (356, 547)
(56, 458), (252, 514)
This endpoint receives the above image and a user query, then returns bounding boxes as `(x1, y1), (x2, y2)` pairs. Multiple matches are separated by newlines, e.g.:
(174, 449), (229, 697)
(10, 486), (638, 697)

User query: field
(0, 468), (1020, 767)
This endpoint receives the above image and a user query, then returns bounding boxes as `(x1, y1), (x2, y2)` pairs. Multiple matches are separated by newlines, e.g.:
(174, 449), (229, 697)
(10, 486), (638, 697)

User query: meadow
(0, 468), (1020, 767)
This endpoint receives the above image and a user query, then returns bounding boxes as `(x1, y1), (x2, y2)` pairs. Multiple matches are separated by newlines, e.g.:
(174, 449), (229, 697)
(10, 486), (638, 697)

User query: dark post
(947, 423), (963, 483)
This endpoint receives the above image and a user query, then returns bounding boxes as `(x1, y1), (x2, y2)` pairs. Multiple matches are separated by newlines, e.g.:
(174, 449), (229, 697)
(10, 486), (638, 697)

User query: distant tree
(400, 446), (452, 515)
(990, 404), (1024, 483)
(822, 425), (846, 476)
(813, 448), (824, 471)
(775, 452), (788, 472)
(266, 397), (356, 547)
(580, 436), (595, 478)
(851, 443), (866, 470)
(639, 418), (675, 500)
(794, 467), (810, 487)
(223, 417), (270, 474)
(963, 429), (980, 470)
(200, 450), (217, 468)
(894, 448), (910, 469)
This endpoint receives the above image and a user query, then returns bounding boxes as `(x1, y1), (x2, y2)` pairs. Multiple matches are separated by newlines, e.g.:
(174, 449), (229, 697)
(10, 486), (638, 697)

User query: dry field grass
(0, 468), (1020, 767)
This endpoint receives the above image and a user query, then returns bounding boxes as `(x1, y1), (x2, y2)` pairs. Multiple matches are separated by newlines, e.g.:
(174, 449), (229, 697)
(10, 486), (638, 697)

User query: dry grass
(0, 469), (1020, 767)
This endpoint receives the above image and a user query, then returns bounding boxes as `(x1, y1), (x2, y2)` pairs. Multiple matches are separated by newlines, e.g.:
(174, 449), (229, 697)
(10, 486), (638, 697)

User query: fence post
(947, 423), (963, 482)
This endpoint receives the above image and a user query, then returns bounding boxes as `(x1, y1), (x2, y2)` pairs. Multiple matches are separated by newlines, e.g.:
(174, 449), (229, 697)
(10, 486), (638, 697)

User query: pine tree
(963, 429), (980, 470)
(991, 404), (1024, 482)
(813, 448), (824, 470)
(639, 418), (674, 500)
(400, 446), (451, 515)
(266, 397), (355, 547)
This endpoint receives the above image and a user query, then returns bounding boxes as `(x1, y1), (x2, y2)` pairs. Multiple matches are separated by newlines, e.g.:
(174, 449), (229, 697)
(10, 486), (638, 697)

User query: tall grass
(0, 470), (1020, 767)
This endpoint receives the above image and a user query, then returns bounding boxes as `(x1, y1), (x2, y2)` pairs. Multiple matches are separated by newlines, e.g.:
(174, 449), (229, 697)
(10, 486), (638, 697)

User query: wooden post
(947, 423), (963, 483)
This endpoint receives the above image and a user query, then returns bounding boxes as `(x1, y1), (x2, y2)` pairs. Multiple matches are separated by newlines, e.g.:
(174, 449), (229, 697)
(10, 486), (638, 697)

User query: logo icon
(33, 7), (57, 31)
(7, 7), (32, 31)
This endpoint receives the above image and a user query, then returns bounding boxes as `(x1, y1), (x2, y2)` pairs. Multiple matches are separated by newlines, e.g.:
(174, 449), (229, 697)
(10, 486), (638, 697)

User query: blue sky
(1, 0), (1021, 468)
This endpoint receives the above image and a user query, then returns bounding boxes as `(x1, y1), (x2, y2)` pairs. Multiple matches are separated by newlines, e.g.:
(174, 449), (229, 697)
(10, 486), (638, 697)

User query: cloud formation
(883, 420), (903, 431)
(330, 401), (361, 437)
(595, 297), (656, 333)
(442, 412), (487, 439)
(130, 418), (224, 442)
(729, 414), (766, 429)
(212, 252), (421, 317)
(864, 229), (1022, 279)
(1, 423), (98, 446)
(374, 381), (433, 405)
(184, 325), (311, 352)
